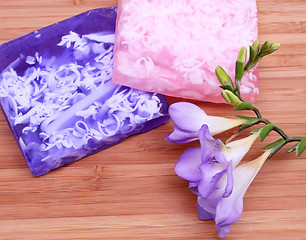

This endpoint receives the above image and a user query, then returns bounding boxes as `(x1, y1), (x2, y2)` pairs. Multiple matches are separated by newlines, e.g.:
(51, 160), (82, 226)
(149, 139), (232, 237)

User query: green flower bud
(271, 43), (280, 50)
(235, 60), (244, 82)
(260, 40), (273, 53)
(258, 41), (280, 58)
(251, 40), (260, 55)
(249, 46), (257, 62)
(222, 90), (242, 106)
(215, 66), (234, 87)
(235, 47), (247, 82)
(237, 47), (247, 64)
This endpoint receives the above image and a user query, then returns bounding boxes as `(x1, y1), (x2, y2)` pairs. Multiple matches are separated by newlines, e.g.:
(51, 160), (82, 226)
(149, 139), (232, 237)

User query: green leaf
(236, 115), (259, 123)
(259, 124), (275, 141)
(297, 138), (306, 157)
(263, 138), (287, 157)
(235, 102), (254, 111)
(287, 143), (298, 153)
(239, 124), (253, 131)
(263, 138), (286, 150)
(251, 127), (262, 134)
(236, 115), (260, 131)
(235, 60), (244, 81)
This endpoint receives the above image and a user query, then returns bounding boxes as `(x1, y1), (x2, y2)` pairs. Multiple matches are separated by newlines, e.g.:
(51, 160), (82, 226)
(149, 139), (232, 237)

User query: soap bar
(112, 0), (259, 103)
(0, 7), (169, 176)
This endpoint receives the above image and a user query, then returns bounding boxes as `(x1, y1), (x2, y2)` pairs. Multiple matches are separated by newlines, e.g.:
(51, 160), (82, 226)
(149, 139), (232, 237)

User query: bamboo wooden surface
(0, 0), (306, 239)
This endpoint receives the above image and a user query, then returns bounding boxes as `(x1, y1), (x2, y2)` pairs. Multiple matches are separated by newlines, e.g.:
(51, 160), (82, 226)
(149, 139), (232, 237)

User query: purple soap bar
(0, 7), (169, 176)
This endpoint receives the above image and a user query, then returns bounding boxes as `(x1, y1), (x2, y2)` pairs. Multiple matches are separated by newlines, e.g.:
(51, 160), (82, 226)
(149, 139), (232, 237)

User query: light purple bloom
(198, 150), (271, 238)
(174, 124), (261, 238)
(175, 125), (258, 196)
(165, 102), (246, 143)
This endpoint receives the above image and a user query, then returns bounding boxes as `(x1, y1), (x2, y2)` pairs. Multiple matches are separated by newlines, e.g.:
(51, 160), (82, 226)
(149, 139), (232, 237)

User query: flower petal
(216, 220), (235, 239)
(198, 160), (233, 198)
(205, 116), (245, 136)
(231, 150), (270, 196)
(197, 195), (220, 216)
(215, 196), (243, 238)
(188, 182), (199, 195)
(214, 150), (271, 238)
(165, 126), (198, 143)
(174, 147), (202, 182)
(199, 124), (216, 142)
(225, 133), (259, 167)
(198, 162), (223, 197)
(223, 162), (234, 198)
(168, 102), (207, 133)
(199, 125), (230, 164)
(197, 200), (214, 220)
(213, 144), (229, 164)
(198, 124), (219, 162)
(167, 102), (246, 143)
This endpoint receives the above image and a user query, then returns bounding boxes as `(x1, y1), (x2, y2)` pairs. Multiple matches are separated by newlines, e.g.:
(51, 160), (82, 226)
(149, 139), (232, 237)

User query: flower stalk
(218, 40), (306, 157)
(166, 40), (305, 238)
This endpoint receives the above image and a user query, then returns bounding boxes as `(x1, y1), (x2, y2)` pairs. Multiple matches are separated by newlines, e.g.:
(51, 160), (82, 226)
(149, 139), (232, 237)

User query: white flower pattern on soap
(0, 31), (165, 155)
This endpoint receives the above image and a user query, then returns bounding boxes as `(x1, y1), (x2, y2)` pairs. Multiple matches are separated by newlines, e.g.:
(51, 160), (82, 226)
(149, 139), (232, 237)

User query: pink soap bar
(113, 0), (259, 103)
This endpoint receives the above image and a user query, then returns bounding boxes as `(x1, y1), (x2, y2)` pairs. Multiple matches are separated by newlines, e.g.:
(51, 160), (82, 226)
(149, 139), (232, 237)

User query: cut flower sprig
(165, 40), (306, 238)
(216, 40), (306, 158)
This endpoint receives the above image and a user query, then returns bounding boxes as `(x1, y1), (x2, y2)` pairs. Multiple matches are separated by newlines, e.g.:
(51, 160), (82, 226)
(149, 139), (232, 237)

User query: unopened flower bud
(215, 66), (233, 87)
(251, 40), (260, 55)
(222, 90), (242, 106)
(271, 43), (281, 50)
(260, 40), (273, 53)
(237, 47), (247, 64)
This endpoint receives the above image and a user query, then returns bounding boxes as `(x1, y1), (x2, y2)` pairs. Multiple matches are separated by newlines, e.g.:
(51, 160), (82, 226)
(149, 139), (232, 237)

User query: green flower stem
(247, 104), (300, 141)
(237, 102), (304, 154)
(271, 125), (288, 140)
(286, 136), (304, 143)
(219, 40), (305, 157)
(249, 104), (263, 119)
(246, 106), (304, 156)
(243, 58), (260, 77)
(235, 41), (280, 91)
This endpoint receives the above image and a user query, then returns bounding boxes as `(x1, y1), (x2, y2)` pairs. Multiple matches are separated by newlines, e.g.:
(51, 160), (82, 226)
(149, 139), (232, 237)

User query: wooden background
(0, 0), (306, 239)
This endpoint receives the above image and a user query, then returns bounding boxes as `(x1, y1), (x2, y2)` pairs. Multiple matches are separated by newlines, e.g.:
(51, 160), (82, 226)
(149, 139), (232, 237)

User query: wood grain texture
(0, 0), (306, 239)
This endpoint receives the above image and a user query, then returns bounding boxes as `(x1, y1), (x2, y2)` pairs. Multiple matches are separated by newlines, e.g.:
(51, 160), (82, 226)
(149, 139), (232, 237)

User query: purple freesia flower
(198, 150), (271, 238)
(175, 125), (259, 196)
(174, 124), (262, 238)
(165, 102), (246, 143)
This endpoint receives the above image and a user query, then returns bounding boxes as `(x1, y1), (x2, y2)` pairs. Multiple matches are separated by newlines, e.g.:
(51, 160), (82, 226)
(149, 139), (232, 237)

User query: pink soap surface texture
(113, 0), (259, 103)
